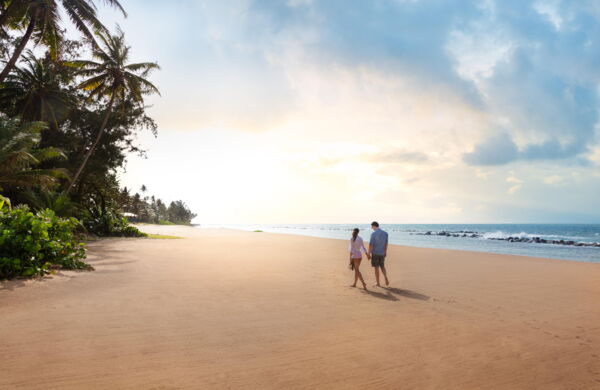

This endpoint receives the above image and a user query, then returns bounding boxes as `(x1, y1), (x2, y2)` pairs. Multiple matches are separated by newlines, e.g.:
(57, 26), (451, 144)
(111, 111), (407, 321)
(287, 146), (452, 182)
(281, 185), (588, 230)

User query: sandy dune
(1, 226), (600, 389)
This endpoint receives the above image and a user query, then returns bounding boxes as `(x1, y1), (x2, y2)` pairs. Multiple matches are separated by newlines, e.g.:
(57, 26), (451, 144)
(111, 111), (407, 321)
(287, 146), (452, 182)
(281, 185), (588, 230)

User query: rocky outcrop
(412, 231), (600, 248)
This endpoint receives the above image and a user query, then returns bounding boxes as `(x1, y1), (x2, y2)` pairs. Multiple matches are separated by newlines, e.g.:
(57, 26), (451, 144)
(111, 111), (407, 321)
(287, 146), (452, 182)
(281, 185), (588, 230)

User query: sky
(91, 0), (600, 224)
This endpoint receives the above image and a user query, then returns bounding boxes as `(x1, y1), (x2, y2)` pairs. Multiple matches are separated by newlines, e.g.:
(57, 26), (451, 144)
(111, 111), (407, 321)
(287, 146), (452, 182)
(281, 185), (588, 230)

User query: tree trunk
(66, 94), (116, 194)
(0, 10), (37, 83)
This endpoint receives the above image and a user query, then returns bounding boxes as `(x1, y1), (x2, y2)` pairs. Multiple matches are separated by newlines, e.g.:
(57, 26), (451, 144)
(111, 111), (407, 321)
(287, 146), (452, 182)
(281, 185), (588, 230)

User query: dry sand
(1, 226), (600, 389)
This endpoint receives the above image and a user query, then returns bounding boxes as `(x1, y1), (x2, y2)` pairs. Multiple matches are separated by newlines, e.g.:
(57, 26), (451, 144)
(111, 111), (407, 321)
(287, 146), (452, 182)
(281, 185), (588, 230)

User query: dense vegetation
(120, 185), (197, 225)
(0, 196), (88, 279)
(0, 1), (195, 279)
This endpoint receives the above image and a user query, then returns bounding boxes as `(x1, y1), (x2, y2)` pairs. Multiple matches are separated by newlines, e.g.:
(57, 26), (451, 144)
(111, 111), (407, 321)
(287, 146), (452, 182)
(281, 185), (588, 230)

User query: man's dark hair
(371, 221), (379, 227)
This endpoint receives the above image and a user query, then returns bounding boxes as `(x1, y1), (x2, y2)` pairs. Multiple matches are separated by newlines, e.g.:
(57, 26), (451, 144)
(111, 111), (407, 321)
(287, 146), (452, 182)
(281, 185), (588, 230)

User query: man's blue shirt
(369, 228), (388, 256)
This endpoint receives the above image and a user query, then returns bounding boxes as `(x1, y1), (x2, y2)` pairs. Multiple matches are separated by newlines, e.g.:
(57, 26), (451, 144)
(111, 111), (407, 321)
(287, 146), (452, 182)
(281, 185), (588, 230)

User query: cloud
(475, 168), (492, 179)
(105, 0), (600, 154)
(463, 133), (519, 165)
(255, 0), (600, 164)
(102, 0), (600, 223)
(506, 174), (523, 194)
(464, 133), (592, 166)
(533, 0), (564, 30)
(448, 1), (600, 165)
(544, 175), (564, 185)
(370, 149), (430, 164)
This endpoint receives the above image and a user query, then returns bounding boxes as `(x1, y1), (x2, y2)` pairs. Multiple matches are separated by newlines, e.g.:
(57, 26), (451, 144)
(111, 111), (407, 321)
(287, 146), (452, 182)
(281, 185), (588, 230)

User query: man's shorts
(371, 254), (385, 268)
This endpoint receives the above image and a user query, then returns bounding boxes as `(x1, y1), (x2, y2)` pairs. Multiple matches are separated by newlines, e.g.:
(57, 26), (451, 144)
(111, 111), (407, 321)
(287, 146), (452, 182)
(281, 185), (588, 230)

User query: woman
(349, 228), (369, 290)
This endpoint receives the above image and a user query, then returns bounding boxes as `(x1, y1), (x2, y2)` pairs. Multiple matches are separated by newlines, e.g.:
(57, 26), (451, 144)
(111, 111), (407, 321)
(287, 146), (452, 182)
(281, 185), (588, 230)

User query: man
(368, 221), (390, 287)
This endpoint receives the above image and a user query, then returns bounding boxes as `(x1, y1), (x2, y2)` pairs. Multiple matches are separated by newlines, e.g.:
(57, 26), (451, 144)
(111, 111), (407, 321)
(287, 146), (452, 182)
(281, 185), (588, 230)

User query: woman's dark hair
(352, 228), (359, 242)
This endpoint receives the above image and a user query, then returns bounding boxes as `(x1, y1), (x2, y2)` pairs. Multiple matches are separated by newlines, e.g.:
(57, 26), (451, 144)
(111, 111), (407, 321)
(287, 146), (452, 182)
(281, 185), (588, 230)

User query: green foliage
(24, 190), (77, 217)
(146, 234), (181, 239)
(0, 194), (10, 210)
(0, 202), (89, 280)
(66, 29), (160, 192)
(81, 204), (146, 237)
(0, 117), (68, 192)
(0, 8), (163, 246)
(0, 51), (75, 125)
(71, 29), (160, 105)
(0, 0), (126, 81)
(167, 200), (197, 225)
(121, 185), (196, 225)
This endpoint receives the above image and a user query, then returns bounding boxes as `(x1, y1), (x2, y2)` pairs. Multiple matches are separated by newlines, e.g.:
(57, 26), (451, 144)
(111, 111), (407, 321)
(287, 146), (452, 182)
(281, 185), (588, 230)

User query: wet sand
(1, 226), (600, 389)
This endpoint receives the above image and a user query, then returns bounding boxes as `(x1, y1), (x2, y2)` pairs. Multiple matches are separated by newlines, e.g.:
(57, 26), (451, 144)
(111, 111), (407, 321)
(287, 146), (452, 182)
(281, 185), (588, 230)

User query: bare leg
(351, 258), (359, 287)
(374, 267), (381, 286)
(354, 259), (367, 290)
(380, 265), (390, 286)
(351, 258), (363, 287)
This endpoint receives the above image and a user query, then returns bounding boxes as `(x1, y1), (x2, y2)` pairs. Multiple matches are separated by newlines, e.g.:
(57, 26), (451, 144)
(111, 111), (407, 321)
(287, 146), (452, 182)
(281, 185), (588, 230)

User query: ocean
(199, 223), (600, 263)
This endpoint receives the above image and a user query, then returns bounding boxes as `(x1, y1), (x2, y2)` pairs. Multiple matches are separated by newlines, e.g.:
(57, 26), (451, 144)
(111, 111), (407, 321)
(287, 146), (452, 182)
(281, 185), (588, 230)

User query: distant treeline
(120, 186), (196, 225)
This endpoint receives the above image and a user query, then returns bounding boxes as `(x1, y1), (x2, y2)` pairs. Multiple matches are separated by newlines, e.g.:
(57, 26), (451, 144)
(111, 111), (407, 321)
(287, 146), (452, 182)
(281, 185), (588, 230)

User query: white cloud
(543, 175), (565, 185)
(104, 0), (600, 223)
(446, 27), (514, 87)
(475, 169), (492, 179)
(533, 0), (565, 30)
(506, 174), (523, 194)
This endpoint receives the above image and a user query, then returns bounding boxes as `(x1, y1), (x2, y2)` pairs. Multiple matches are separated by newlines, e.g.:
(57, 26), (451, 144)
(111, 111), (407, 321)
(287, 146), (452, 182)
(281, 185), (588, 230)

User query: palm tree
(24, 189), (76, 216)
(0, 0), (126, 83)
(0, 117), (67, 191)
(66, 29), (159, 193)
(0, 51), (74, 129)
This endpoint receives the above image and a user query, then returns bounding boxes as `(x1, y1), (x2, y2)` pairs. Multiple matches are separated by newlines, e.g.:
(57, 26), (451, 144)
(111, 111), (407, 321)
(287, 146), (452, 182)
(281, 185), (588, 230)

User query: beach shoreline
(2, 226), (600, 389)
(195, 223), (600, 263)
(194, 225), (600, 266)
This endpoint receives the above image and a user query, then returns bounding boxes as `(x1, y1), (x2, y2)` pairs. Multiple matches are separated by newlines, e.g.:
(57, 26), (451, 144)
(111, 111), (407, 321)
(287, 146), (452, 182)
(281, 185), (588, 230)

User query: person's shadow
(361, 289), (399, 301)
(383, 286), (430, 301)
(361, 286), (430, 302)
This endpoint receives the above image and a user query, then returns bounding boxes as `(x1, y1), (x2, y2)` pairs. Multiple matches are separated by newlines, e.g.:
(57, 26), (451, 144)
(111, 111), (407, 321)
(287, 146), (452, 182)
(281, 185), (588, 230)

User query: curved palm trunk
(0, 10), (38, 83)
(66, 94), (116, 194)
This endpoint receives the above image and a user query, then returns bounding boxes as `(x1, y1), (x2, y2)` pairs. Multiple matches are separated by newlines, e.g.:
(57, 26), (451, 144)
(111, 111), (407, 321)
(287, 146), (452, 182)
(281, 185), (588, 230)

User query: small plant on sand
(146, 233), (181, 239)
(0, 199), (90, 279)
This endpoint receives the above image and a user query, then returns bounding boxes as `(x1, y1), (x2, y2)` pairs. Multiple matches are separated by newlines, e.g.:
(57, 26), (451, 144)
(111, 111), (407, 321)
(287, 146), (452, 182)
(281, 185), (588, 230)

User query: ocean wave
(483, 231), (538, 240)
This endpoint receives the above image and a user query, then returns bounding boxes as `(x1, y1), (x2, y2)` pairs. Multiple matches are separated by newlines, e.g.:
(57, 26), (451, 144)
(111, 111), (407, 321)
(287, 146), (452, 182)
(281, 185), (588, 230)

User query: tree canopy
(0, 2), (197, 239)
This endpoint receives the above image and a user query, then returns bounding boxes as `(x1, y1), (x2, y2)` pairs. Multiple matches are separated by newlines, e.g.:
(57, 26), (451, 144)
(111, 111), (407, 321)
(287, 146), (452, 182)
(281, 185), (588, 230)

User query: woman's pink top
(349, 236), (367, 258)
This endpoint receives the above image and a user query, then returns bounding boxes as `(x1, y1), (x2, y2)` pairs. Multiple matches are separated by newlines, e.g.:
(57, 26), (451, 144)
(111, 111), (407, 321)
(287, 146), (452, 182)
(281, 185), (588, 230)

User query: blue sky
(91, 0), (600, 223)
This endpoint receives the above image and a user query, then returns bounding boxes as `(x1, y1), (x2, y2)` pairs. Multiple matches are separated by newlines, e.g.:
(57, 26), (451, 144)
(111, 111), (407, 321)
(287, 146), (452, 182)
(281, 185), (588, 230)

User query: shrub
(81, 206), (147, 237)
(0, 202), (89, 279)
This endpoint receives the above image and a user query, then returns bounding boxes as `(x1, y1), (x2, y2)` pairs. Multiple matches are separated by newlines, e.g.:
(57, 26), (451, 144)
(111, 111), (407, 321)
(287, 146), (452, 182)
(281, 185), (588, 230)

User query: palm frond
(32, 146), (67, 161)
(78, 74), (106, 90)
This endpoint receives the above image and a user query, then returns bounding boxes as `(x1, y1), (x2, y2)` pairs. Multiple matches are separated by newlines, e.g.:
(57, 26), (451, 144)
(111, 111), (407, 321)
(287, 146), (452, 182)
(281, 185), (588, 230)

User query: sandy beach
(1, 226), (600, 389)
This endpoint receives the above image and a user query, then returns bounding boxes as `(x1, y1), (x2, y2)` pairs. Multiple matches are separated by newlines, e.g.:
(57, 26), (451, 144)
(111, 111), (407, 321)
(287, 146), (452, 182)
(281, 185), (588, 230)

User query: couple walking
(349, 221), (390, 290)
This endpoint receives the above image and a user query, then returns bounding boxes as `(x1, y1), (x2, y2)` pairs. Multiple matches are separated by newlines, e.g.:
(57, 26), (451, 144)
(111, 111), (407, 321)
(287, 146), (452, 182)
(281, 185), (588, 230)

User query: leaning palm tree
(0, 0), (126, 83)
(0, 51), (74, 129)
(66, 29), (159, 193)
(0, 117), (68, 191)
